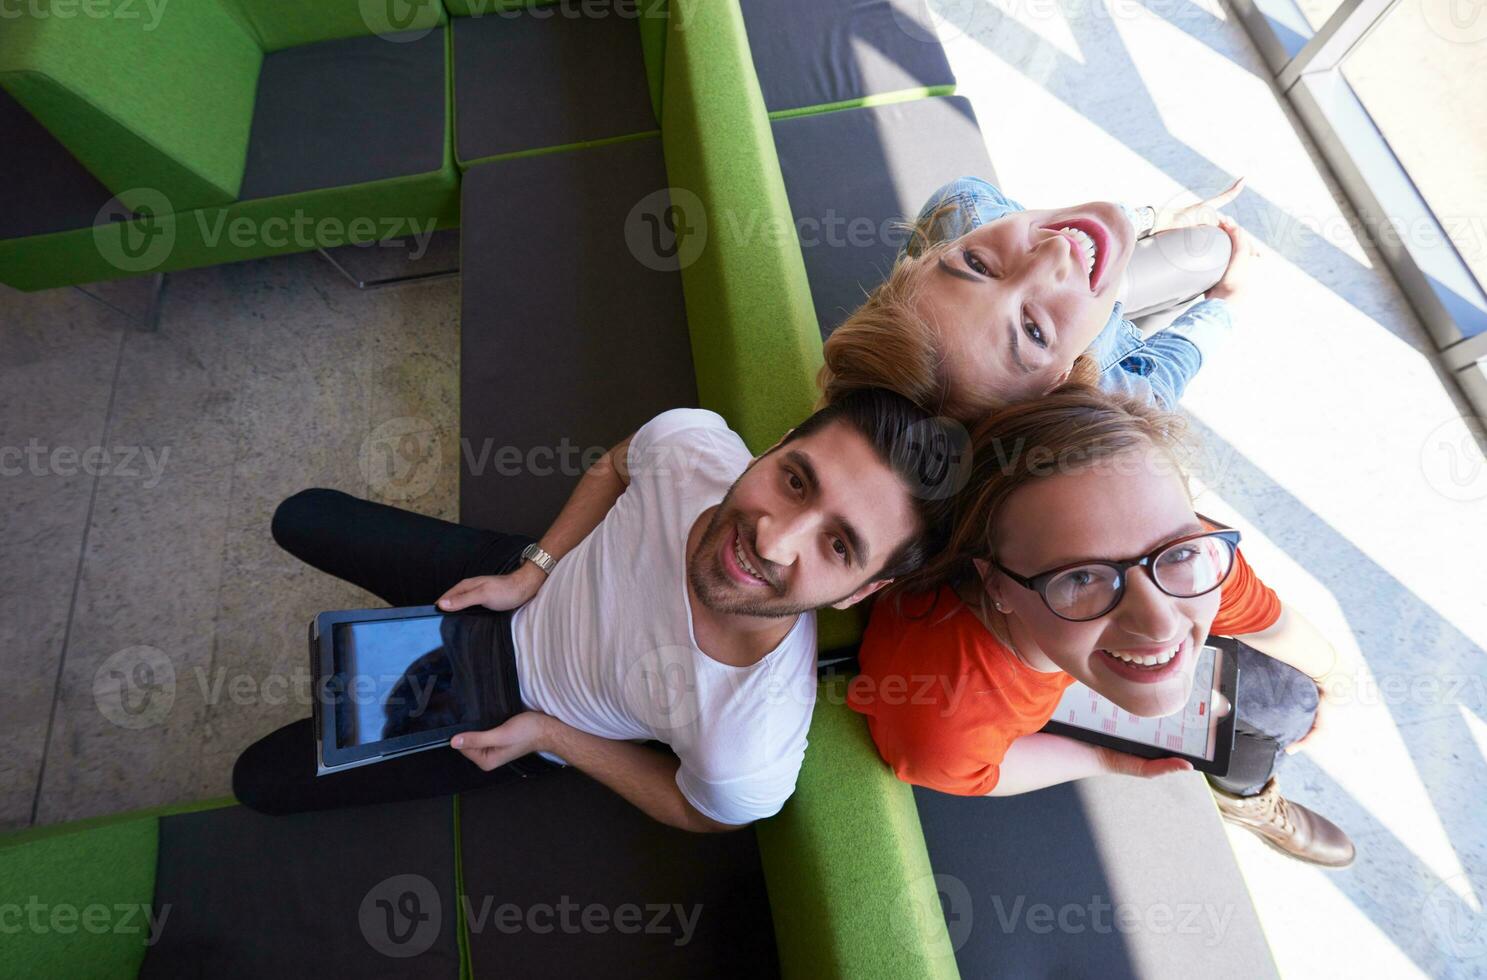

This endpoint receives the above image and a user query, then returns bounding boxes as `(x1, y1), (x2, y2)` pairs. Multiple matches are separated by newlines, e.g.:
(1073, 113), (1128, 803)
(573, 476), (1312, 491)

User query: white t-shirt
(510, 409), (818, 825)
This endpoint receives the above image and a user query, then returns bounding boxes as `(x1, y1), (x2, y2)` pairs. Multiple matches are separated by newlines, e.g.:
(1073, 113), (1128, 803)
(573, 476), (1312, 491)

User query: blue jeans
(1210, 642), (1320, 797)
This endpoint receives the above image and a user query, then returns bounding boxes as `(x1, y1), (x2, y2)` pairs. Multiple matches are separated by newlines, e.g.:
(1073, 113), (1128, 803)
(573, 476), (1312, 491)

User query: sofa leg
(72, 272), (166, 331)
(316, 245), (460, 291)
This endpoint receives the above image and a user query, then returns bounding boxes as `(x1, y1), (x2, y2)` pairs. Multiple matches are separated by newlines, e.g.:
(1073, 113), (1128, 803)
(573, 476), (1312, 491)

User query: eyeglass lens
(1043, 535), (1234, 620)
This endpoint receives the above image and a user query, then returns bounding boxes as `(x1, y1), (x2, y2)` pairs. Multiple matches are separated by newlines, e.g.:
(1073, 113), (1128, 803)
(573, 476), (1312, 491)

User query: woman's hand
(1204, 215), (1259, 304)
(437, 563), (545, 612)
(1152, 176), (1245, 234)
(1097, 745), (1194, 779)
(451, 711), (552, 770)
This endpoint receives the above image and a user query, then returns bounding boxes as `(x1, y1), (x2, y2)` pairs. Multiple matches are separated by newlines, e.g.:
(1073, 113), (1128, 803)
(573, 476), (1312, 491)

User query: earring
(993, 601), (1010, 614)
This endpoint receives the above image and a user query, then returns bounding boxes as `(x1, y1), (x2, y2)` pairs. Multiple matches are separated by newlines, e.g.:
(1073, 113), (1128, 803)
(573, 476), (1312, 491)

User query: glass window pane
(1297, 0), (1347, 31)
(1343, 0), (1487, 290)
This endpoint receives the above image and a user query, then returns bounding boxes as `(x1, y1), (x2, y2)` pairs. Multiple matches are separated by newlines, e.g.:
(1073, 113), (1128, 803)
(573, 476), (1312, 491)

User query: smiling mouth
(1095, 638), (1187, 683)
(1101, 645), (1179, 668)
(1044, 216), (1113, 292)
(724, 525), (771, 588)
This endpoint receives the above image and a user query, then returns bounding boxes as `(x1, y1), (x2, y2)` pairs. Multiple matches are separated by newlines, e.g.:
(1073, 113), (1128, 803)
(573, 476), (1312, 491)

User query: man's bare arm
(452, 711), (744, 834)
(438, 435), (633, 611)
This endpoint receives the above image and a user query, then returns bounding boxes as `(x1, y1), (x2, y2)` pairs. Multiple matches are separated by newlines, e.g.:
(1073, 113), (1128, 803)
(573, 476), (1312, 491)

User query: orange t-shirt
(847, 548), (1281, 796)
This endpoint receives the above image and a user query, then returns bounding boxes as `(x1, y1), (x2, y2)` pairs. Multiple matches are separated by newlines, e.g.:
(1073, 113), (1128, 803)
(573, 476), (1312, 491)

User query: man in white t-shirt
(234, 388), (949, 830)
(435, 388), (948, 830)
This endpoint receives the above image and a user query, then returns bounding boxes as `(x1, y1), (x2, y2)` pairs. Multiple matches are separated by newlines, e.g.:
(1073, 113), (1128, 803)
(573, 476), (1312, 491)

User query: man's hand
(1152, 176), (1245, 234)
(1097, 745), (1194, 780)
(451, 711), (552, 770)
(1204, 215), (1259, 305)
(437, 563), (545, 612)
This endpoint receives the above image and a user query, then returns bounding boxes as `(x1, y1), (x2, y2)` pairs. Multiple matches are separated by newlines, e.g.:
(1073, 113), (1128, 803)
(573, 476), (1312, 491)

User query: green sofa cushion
(0, 0), (262, 211)
(222, 0), (446, 50)
(0, 161), (459, 292)
(0, 815), (162, 980)
(0, 797), (233, 980)
(659, 0), (868, 652)
(661, 3), (955, 974)
(757, 676), (959, 980)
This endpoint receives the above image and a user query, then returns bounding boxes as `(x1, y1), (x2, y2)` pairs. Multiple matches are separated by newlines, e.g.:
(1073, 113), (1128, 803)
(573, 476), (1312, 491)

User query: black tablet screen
(331, 615), (472, 747)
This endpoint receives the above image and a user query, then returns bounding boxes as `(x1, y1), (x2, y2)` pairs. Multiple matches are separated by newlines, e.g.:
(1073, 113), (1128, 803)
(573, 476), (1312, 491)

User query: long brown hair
(887, 383), (1190, 641)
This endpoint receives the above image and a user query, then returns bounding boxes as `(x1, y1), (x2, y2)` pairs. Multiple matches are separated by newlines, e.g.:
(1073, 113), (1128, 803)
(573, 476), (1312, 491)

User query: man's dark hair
(775, 386), (955, 583)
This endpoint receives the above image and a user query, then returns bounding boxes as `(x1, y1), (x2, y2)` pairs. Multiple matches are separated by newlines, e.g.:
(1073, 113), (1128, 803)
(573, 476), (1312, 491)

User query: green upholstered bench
(0, 0), (458, 292)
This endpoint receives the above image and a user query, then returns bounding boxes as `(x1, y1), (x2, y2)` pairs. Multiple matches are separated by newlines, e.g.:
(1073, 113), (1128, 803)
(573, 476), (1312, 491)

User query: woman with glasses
(847, 385), (1356, 868)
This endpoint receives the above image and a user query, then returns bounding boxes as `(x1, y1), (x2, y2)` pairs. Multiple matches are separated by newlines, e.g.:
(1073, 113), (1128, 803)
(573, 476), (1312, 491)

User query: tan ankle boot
(1212, 778), (1356, 868)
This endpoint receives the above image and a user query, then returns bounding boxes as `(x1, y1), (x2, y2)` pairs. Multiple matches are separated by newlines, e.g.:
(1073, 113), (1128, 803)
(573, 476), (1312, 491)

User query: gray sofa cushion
(452, 5), (656, 163)
(238, 28), (447, 200)
(771, 95), (994, 337)
(914, 774), (1278, 979)
(741, 0), (957, 114)
(140, 798), (461, 979)
(0, 89), (118, 239)
(459, 768), (779, 977)
(459, 137), (697, 536)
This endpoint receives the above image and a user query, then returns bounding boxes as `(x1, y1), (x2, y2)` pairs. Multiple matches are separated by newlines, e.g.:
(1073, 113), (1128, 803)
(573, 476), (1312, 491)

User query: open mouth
(722, 525), (771, 589)
(1096, 638), (1187, 683)
(1045, 216), (1113, 292)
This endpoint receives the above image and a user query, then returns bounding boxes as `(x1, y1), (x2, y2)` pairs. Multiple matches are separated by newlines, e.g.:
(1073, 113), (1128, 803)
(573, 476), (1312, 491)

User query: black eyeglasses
(989, 527), (1242, 623)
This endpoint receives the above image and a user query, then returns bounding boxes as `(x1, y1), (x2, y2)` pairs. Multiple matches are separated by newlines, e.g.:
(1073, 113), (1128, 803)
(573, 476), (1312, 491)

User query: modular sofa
(0, 2), (1279, 977)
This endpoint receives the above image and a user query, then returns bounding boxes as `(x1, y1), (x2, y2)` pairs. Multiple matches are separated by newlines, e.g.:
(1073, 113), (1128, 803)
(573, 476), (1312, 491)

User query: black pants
(1207, 642), (1319, 797)
(231, 488), (555, 815)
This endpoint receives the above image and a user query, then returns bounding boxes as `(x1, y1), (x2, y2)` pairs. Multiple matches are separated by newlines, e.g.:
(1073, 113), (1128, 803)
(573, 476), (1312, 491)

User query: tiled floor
(3, 2), (1485, 977)
(0, 249), (461, 830)
(935, 0), (1487, 976)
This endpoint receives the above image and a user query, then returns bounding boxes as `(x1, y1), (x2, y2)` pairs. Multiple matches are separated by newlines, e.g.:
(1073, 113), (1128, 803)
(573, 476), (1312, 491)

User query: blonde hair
(887, 382), (1190, 643)
(818, 203), (1099, 422)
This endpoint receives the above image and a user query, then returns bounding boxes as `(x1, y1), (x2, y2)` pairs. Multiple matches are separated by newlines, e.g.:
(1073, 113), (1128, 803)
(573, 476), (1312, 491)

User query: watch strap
(521, 543), (557, 575)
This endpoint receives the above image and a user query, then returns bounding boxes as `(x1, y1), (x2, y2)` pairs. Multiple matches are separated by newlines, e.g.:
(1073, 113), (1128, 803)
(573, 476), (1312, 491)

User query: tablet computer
(1040, 636), (1240, 776)
(310, 605), (499, 776)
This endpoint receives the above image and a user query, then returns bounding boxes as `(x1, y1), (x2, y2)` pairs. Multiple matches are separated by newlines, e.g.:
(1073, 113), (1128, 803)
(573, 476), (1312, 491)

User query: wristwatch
(521, 543), (557, 575)
(1133, 204), (1158, 240)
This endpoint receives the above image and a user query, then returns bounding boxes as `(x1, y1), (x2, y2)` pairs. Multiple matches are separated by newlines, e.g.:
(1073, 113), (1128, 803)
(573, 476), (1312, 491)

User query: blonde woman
(820, 177), (1258, 417)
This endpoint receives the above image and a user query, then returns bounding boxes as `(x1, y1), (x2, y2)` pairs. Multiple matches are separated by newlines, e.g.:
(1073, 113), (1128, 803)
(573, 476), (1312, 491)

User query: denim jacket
(912, 177), (1233, 409)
